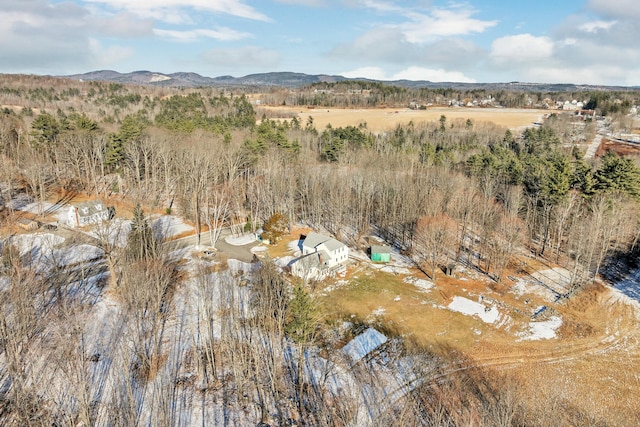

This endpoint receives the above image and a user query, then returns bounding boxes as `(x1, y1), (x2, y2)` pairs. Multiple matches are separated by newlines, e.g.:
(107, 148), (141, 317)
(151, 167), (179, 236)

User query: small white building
(291, 232), (349, 280)
(66, 200), (110, 228)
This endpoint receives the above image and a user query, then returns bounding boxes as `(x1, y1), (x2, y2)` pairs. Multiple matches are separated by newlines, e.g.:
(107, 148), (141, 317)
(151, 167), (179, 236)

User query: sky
(1, 0), (639, 86)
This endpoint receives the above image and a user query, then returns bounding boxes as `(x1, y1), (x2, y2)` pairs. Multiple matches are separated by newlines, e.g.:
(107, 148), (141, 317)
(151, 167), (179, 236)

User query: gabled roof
(303, 232), (346, 252)
(73, 199), (107, 218)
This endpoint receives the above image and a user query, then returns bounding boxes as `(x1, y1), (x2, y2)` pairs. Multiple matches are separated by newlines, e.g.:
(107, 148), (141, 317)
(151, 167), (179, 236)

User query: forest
(1, 74), (640, 426)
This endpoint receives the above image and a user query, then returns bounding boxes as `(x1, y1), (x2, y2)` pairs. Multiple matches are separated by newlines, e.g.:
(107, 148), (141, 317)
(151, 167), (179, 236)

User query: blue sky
(1, 0), (639, 85)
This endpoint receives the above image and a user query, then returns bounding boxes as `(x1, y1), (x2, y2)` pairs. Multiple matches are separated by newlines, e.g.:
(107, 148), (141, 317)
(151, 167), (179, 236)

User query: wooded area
(1, 75), (640, 425)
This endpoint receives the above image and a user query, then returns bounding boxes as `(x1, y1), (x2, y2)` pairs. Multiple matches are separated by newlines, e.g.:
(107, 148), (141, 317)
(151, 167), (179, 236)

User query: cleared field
(260, 105), (548, 132)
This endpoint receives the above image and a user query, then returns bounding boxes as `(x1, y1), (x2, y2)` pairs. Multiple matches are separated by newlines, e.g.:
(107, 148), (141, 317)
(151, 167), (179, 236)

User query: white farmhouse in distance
(66, 200), (110, 228)
(291, 232), (349, 280)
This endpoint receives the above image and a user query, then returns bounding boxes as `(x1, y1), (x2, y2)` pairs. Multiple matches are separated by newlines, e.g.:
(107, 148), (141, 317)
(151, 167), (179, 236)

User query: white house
(291, 232), (349, 280)
(66, 200), (110, 228)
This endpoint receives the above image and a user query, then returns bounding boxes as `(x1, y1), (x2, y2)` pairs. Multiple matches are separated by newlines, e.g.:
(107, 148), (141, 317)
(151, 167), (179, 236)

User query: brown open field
(260, 105), (548, 133)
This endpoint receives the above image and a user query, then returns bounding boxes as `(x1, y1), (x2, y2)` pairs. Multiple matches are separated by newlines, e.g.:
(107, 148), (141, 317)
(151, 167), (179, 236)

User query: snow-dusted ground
(531, 267), (572, 295)
(447, 296), (501, 324)
(226, 258), (258, 275)
(8, 232), (104, 273)
(403, 276), (433, 292)
(10, 232), (65, 257)
(341, 328), (388, 364)
(517, 316), (563, 341)
(88, 218), (131, 247)
(151, 214), (194, 239)
(288, 239), (302, 255)
(612, 265), (640, 302)
(511, 277), (558, 302)
(374, 265), (412, 275)
(225, 233), (257, 246)
(275, 255), (295, 269)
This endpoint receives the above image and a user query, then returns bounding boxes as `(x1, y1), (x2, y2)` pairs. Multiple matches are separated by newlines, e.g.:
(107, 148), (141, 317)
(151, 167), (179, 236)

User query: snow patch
(372, 307), (386, 316)
(226, 259), (257, 275)
(0, 276), (9, 292)
(288, 239), (302, 254)
(403, 276), (433, 292)
(10, 233), (65, 258)
(447, 296), (500, 324)
(377, 265), (412, 275)
(511, 277), (557, 302)
(52, 244), (104, 268)
(225, 234), (257, 246)
(517, 316), (562, 341)
(341, 328), (387, 363)
(89, 218), (131, 247)
(275, 256), (295, 268)
(151, 215), (194, 239)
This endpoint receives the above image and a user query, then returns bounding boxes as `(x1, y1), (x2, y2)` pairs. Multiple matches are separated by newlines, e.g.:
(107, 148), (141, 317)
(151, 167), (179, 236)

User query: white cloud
(273, 0), (325, 5)
(83, 0), (271, 22)
(0, 1), (148, 73)
(519, 64), (640, 87)
(399, 7), (498, 43)
(491, 34), (554, 63)
(88, 38), (134, 66)
(342, 66), (476, 83)
(587, 0), (640, 20)
(154, 27), (251, 42)
(200, 46), (281, 69)
(341, 66), (388, 80)
(579, 20), (616, 33)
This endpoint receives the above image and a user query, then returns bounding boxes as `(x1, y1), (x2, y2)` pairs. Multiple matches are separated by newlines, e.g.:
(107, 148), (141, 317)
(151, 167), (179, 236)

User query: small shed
(371, 245), (391, 263)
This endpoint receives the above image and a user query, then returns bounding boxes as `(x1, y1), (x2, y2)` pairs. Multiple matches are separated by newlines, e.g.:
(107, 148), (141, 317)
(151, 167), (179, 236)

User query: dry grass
(265, 226), (313, 258)
(260, 105), (548, 132)
(314, 251), (640, 423)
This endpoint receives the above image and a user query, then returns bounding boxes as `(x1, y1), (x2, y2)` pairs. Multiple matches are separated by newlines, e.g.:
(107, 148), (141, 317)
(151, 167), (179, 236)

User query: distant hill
(62, 70), (636, 92)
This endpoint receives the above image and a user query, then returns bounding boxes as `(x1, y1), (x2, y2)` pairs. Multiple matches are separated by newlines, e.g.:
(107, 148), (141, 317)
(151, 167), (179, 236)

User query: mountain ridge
(61, 70), (638, 92)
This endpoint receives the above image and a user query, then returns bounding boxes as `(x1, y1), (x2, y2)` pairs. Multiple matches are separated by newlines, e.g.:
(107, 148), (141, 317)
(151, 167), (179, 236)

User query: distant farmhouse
(291, 232), (349, 280)
(66, 200), (111, 228)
